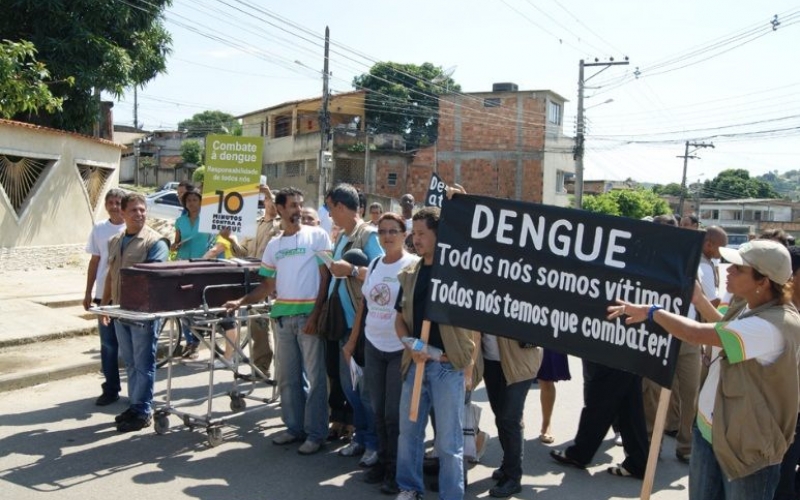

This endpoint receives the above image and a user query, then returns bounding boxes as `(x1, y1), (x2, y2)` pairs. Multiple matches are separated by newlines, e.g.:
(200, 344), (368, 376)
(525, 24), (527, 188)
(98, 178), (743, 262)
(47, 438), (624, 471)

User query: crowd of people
(82, 182), (800, 500)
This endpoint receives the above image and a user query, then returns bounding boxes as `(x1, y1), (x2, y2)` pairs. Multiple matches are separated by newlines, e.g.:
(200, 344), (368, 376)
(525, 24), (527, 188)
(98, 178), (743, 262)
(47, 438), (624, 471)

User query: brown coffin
(119, 260), (263, 313)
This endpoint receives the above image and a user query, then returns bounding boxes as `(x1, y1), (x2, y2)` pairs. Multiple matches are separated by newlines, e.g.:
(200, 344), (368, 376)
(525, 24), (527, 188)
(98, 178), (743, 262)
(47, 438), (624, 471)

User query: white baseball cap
(719, 240), (792, 285)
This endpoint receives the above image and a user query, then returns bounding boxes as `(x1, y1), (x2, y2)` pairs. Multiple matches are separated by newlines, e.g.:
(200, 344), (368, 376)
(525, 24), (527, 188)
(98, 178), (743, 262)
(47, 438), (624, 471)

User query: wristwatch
(350, 266), (359, 278)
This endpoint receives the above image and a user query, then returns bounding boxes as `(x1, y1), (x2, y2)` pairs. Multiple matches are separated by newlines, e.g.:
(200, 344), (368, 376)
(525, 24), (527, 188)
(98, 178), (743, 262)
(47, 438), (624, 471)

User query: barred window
(387, 172), (398, 186)
(284, 160), (304, 177)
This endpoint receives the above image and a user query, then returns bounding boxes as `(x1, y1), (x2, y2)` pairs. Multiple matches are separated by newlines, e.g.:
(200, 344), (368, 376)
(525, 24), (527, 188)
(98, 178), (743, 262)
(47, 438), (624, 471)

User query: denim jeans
(397, 360), (465, 500)
(180, 317), (197, 346)
(689, 426), (781, 500)
(339, 332), (377, 451)
(98, 316), (121, 397)
(483, 359), (533, 481)
(274, 314), (328, 444)
(115, 318), (160, 417)
(365, 339), (403, 468)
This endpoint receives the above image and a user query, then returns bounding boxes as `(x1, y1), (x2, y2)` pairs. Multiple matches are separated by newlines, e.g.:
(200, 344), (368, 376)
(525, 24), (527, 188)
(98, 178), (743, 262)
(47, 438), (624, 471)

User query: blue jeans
(689, 426), (780, 500)
(115, 319), (160, 417)
(397, 361), (465, 500)
(339, 333), (377, 451)
(274, 314), (328, 444)
(98, 316), (121, 396)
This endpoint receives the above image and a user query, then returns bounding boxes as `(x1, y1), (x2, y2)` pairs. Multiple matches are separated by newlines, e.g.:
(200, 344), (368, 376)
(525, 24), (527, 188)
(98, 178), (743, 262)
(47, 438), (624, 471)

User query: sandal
(539, 433), (555, 444)
(607, 464), (642, 479)
(549, 449), (586, 469)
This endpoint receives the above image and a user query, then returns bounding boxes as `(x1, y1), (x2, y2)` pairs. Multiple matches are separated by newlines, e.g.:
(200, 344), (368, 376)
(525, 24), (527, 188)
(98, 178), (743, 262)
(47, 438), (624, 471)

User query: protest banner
(425, 194), (704, 388)
(424, 172), (446, 208)
(200, 135), (263, 238)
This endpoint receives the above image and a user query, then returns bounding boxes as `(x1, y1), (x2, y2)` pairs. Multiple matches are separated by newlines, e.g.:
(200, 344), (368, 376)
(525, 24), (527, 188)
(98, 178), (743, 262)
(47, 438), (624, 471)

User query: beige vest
(496, 337), (542, 386)
(338, 220), (377, 308)
(710, 300), (800, 479)
(107, 226), (167, 304)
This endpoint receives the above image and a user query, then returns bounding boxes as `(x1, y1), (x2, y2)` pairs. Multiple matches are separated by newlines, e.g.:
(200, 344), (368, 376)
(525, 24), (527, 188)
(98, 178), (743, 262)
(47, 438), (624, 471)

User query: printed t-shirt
(328, 227), (383, 327)
(86, 219), (125, 299)
(260, 225), (331, 318)
(361, 253), (419, 352)
(174, 214), (212, 259)
(696, 308), (785, 442)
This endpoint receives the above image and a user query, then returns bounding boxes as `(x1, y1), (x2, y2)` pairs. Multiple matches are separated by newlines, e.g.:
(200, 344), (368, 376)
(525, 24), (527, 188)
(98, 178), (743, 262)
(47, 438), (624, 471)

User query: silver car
(146, 190), (184, 220)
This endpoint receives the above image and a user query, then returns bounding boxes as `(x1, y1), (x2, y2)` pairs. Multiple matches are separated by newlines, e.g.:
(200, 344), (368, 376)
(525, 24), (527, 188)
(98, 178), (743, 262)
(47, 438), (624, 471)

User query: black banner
(424, 172), (446, 208)
(425, 195), (704, 387)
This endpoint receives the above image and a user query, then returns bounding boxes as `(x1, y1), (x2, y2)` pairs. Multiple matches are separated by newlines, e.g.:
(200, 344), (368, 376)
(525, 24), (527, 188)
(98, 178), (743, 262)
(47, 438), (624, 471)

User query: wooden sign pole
(640, 387), (671, 500)
(409, 320), (431, 422)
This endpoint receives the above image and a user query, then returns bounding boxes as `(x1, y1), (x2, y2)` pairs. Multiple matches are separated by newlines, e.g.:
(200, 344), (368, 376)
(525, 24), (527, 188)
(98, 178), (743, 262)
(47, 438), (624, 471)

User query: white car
(146, 190), (184, 220)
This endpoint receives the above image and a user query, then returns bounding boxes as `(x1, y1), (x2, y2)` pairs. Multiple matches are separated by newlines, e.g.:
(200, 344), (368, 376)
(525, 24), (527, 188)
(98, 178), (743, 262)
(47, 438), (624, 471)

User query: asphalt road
(0, 356), (691, 500)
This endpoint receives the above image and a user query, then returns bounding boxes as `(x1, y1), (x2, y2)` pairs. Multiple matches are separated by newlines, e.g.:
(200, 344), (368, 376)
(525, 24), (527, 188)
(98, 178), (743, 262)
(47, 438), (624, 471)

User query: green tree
(178, 110), (238, 138)
(180, 140), (203, 165)
(353, 62), (460, 149)
(0, 39), (71, 118)
(192, 165), (206, 185)
(582, 188), (671, 219)
(651, 182), (686, 197)
(1, 0), (172, 132)
(703, 169), (780, 199)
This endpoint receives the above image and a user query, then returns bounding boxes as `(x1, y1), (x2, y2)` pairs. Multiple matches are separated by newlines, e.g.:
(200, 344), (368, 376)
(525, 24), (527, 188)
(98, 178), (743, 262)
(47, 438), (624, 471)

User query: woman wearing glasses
(344, 212), (419, 494)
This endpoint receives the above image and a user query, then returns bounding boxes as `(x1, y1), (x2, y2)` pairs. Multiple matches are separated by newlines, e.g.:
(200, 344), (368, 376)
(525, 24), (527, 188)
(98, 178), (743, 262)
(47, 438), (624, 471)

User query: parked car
(146, 190), (184, 220)
(725, 233), (749, 250)
(158, 181), (180, 192)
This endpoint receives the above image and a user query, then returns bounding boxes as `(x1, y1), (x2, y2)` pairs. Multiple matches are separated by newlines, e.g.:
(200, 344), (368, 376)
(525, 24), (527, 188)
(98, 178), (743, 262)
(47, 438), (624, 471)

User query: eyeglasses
(378, 229), (402, 236)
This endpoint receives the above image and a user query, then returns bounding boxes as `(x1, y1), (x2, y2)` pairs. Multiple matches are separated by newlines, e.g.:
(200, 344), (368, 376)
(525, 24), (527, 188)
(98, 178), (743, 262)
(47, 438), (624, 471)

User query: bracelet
(350, 265), (359, 278)
(647, 304), (664, 322)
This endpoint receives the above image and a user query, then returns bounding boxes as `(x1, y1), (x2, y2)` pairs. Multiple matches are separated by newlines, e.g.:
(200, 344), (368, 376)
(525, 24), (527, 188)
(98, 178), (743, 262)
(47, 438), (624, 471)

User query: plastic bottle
(401, 336), (443, 361)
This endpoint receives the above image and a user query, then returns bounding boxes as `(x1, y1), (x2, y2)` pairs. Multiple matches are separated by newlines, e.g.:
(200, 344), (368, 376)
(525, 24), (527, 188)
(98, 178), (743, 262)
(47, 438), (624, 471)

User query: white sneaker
(359, 449), (378, 467)
(394, 491), (421, 500)
(339, 441), (365, 457)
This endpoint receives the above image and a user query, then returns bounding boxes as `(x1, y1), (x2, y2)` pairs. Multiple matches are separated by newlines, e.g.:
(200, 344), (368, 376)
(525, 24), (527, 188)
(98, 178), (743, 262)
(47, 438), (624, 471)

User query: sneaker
(339, 441), (365, 457)
(489, 477), (522, 498)
(394, 492), (422, 500)
(272, 431), (301, 445)
(298, 439), (323, 455)
(492, 468), (507, 481)
(363, 464), (385, 484)
(359, 449), (379, 467)
(116, 414), (152, 433)
(95, 393), (120, 406)
(114, 408), (136, 423)
(182, 342), (199, 360)
(380, 476), (400, 495)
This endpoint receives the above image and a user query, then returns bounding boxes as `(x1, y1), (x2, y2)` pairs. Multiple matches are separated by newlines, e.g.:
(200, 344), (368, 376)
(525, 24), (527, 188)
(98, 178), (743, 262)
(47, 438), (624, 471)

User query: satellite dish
(431, 65), (457, 84)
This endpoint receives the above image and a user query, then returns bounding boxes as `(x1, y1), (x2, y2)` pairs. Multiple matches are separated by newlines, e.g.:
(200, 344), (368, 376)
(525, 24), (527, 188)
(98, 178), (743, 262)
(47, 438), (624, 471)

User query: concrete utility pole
(133, 86), (138, 130)
(677, 141), (714, 217)
(318, 26), (331, 207)
(574, 58), (629, 210)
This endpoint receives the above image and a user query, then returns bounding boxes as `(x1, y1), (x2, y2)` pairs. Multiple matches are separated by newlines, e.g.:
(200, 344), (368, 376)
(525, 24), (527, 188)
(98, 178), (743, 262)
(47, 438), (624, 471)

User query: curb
(0, 360), (99, 393)
(0, 327), (97, 349)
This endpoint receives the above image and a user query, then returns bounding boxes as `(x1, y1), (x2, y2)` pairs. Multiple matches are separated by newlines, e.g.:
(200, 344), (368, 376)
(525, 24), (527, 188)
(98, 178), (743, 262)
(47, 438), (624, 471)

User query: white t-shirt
(698, 256), (719, 302)
(405, 218), (413, 233)
(85, 219), (126, 299)
(481, 334), (501, 361)
(261, 225), (332, 318)
(318, 205), (333, 236)
(696, 307), (785, 442)
(361, 252), (419, 352)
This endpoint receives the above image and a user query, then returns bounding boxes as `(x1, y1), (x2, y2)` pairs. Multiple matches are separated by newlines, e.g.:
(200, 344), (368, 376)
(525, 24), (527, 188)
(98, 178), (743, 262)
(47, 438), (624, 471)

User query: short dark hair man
(101, 193), (170, 432)
(83, 188), (127, 406)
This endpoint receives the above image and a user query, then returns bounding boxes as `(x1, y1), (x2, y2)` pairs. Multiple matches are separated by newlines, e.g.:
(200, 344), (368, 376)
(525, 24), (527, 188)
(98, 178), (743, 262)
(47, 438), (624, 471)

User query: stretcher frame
(93, 284), (276, 446)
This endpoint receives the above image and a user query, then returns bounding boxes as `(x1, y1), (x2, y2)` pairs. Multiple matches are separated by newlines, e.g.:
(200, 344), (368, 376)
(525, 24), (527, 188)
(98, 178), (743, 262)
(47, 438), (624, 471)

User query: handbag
(316, 278), (348, 341)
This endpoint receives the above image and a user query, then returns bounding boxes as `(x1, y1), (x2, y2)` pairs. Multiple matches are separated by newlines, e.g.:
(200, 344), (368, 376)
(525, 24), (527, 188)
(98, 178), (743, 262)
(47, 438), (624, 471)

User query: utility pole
(677, 141), (714, 217)
(574, 58), (629, 210)
(318, 26), (331, 208)
(133, 86), (139, 130)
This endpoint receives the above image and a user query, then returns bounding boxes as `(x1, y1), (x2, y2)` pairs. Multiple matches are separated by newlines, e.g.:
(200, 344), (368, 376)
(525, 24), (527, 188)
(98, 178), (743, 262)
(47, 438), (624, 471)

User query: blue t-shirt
(174, 214), (212, 259)
(121, 234), (170, 262)
(328, 228), (383, 328)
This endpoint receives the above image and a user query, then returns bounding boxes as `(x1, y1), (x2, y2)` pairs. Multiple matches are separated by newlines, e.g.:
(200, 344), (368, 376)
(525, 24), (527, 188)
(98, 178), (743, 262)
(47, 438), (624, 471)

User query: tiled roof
(0, 118), (125, 149)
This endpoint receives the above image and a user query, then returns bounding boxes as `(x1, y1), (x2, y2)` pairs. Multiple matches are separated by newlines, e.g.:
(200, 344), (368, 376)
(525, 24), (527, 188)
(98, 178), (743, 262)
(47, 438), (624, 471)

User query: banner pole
(409, 320), (431, 422)
(640, 387), (671, 500)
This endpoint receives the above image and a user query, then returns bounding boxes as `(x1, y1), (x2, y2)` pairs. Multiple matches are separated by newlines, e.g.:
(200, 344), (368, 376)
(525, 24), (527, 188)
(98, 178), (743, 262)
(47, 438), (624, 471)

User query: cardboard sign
(425, 194), (704, 387)
(424, 172), (446, 208)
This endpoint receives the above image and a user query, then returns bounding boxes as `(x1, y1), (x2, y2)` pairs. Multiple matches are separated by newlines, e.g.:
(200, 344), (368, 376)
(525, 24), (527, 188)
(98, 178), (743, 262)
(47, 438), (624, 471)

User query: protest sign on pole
(425, 172), (446, 208)
(425, 194), (704, 388)
(200, 135), (263, 238)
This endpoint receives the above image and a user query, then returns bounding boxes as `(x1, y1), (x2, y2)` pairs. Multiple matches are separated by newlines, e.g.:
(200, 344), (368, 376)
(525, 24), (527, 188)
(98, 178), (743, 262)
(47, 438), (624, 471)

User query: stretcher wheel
(207, 427), (224, 447)
(230, 396), (247, 412)
(154, 415), (170, 435)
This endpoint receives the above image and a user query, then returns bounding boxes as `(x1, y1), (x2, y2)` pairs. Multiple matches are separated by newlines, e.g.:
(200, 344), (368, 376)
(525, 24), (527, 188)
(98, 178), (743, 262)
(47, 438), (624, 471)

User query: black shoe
(489, 477), (522, 498)
(380, 476), (399, 495)
(117, 414), (152, 433)
(182, 342), (199, 360)
(114, 408), (136, 423)
(363, 464), (385, 484)
(492, 468), (507, 481)
(665, 429), (678, 438)
(95, 393), (120, 406)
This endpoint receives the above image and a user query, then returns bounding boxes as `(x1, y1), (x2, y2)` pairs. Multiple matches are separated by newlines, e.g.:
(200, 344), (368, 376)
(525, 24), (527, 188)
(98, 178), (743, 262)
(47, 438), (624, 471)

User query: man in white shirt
(83, 188), (127, 406)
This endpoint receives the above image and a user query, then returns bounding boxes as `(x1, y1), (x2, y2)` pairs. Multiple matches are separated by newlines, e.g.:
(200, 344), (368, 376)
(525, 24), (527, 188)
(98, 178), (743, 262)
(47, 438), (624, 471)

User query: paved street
(0, 356), (691, 500)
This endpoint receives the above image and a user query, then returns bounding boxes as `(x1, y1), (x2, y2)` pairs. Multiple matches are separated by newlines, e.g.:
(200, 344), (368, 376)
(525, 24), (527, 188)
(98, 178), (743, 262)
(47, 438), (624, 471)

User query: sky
(110, 0), (800, 188)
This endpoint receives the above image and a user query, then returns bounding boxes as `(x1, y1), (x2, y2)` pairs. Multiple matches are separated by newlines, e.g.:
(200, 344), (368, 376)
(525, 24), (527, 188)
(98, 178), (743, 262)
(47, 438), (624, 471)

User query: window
(274, 115), (291, 138)
(387, 172), (398, 186)
(484, 98), (501, 108)
(265, 163), (278, 178)
(548, 102), (562, 125)
(555, 170), (568, 193)
(157, 192), (181, 206)
(284, 160), (304, 177)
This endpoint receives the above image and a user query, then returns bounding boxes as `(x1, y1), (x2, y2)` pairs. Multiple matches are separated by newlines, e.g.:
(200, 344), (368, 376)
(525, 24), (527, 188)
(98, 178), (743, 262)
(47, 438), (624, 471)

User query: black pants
(483, 359), (534, 481)
(365, 339), (403, 471)
(565, 360), (649, 477)
(326, 339), (351, 425)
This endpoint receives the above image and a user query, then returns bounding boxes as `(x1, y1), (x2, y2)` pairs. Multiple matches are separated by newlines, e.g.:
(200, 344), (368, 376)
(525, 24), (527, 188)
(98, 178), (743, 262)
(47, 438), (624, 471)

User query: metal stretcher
(93, 285), (276, 447)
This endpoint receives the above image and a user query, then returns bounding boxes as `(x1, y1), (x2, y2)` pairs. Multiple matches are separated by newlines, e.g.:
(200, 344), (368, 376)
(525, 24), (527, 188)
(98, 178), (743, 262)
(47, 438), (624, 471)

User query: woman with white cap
(607, 239), (800, 500)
